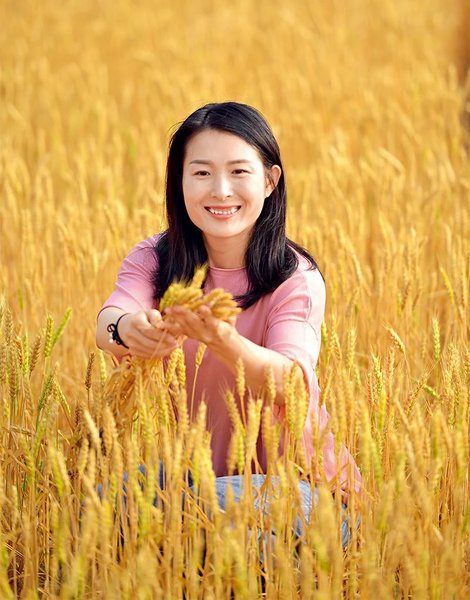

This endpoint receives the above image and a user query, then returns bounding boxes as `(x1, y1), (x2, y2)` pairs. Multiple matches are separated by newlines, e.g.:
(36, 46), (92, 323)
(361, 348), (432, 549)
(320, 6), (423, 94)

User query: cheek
(183, 179), (206, 202)
(245, 182), (267, 207)
(238, 179), (264, 198)
(182, 183), (198, 209)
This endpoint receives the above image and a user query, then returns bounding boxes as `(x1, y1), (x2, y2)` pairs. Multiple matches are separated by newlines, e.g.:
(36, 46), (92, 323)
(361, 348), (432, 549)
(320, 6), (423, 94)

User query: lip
(204, 206), (241, 217)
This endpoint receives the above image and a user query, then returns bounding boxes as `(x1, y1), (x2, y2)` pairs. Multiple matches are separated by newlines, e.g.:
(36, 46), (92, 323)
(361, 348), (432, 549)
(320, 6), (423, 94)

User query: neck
(204, 236), (247, 269)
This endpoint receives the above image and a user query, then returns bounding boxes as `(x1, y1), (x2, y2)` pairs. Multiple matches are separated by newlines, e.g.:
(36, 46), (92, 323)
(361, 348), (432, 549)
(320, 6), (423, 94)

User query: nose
(211, 174), (232, 200)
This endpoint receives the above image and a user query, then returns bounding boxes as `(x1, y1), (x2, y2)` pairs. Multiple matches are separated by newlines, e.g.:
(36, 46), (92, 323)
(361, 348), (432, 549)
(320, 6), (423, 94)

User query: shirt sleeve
(264, 267), (326, 391)
(98, 236), (159, 316)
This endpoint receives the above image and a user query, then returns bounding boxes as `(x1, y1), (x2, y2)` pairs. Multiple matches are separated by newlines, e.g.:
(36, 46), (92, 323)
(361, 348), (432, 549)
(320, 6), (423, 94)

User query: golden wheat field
(1, 0), (469, 597)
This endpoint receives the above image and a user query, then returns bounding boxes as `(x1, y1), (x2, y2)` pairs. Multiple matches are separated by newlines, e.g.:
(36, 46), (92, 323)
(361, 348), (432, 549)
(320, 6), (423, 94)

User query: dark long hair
(153, 102), (319, 309)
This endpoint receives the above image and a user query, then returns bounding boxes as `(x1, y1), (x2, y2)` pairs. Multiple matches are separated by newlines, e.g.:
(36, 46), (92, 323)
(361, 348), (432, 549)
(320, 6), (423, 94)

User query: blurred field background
(0, 0), (469, 597)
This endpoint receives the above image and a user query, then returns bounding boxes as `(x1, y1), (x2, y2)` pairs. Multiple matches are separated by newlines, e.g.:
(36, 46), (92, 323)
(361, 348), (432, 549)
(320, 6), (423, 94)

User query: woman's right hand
(118, 309), (180, 358)
(96, 307), (180, 359)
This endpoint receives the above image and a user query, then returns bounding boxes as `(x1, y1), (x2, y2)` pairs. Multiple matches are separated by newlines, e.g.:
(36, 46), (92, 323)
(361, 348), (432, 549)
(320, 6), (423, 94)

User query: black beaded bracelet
(107, 313), (130, 349)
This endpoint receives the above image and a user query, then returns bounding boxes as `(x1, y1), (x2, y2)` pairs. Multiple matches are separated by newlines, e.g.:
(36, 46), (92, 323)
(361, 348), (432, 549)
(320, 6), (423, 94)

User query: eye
(194, 170), (210, 176)
(232, 168), (249, 175)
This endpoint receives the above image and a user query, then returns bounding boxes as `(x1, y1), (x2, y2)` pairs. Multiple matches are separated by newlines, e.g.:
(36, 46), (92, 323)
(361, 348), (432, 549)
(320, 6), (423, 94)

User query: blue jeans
(210, 475), (353, 549)
(98, 467), (353, 548)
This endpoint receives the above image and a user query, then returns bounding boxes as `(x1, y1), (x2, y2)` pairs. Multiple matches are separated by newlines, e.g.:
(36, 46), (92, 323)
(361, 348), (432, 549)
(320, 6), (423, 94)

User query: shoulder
(129, 232), (162, 252)
(270, 253), (325, 307)
(259, 254), (325, 335)
(122, 232), (162, 270)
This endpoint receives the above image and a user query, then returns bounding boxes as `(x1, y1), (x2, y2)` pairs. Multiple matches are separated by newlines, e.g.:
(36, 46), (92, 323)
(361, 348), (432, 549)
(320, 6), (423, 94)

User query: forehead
(184, 129), (262, 163)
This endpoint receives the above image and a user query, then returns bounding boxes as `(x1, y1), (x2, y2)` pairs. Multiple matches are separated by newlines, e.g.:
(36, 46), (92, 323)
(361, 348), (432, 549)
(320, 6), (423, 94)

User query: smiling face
(182, 129), (281, 267)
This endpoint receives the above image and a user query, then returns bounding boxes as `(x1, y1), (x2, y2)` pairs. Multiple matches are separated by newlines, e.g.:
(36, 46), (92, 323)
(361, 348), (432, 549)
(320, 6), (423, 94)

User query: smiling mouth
(205, 206), (241, 216)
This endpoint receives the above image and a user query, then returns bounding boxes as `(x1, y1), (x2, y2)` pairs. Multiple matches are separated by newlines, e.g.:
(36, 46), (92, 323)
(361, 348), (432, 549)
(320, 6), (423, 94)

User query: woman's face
(182, 129), (281, 262)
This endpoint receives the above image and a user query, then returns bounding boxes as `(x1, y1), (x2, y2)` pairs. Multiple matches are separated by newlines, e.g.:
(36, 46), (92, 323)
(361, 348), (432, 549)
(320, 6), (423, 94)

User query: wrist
(107, 313), (130, 349)
(207, 321), (240, 357)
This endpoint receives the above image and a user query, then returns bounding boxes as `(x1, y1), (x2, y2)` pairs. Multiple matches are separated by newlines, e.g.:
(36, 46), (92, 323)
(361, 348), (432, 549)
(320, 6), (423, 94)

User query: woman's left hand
(163, 305), (236, 348)
(165, 303), (293, 404)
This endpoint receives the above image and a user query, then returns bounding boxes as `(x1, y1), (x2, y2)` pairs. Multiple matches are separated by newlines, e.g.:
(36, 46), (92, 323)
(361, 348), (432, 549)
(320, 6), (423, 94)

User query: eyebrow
(188, 159), (255, 165)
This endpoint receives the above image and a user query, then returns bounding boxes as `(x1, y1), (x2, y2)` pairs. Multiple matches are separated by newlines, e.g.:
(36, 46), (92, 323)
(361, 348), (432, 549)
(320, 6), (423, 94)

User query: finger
(165, 306), (199, 328)
(132, 343), (177, 359)
(130, 338), (179, 358)
(163, 320), (184, 337)
(138, 323), (176, 343)
(171, 307), (205, 333)
(197, 305), (213, 321)
(146, 309), (163, 327)
(128, 328), (178, 352)
(197, 306), (221, 329)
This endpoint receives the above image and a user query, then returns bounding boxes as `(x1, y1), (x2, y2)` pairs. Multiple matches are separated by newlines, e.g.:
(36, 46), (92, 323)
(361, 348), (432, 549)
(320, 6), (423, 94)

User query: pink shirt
(100, 234), (361, 496)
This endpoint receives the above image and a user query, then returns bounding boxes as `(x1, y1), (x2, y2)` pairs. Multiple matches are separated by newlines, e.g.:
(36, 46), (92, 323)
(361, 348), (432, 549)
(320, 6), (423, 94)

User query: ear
(265, 165), (282, 198)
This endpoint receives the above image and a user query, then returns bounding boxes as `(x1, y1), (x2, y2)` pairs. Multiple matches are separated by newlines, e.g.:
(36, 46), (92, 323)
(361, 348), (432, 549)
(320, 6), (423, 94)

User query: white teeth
(207, 207), (240, 215)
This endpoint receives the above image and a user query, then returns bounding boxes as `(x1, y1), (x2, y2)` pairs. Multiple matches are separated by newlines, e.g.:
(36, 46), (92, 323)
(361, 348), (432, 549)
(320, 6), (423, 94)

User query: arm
(209, 319), (294, 404)
(165, 304), (293, 404)
(164, 265), (325, 404)
(96, 235), (179, 360)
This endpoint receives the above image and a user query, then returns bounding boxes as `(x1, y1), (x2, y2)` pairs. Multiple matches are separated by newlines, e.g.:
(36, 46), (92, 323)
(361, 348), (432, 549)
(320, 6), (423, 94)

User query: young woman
(96, 102), (361, 543)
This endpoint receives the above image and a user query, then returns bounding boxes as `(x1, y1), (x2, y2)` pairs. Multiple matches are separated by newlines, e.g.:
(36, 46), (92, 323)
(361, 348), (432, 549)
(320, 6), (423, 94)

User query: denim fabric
(210, 475), (352, 549)
(97, 467), (353, 548)
(96, 463), (165, 501)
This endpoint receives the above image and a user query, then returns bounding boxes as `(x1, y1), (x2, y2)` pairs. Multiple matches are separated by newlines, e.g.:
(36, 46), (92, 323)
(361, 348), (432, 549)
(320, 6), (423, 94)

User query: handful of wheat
(159, 265), (241, 321)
